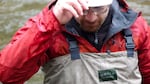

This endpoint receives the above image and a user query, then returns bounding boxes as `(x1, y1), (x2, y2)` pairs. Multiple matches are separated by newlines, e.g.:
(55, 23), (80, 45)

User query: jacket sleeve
(0, 6), (61, 83)
(134, 15), (150, 84)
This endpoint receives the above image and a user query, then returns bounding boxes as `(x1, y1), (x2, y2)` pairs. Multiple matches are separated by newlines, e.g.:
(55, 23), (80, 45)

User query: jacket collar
(104, 0), (138, 42)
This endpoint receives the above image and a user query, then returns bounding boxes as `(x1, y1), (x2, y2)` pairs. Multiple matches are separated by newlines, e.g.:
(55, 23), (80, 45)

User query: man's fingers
(71, 0), (84, 16)
(52, 0), (89, 24)
(63, 4), (79, 18)
(78, 0), (89, 10)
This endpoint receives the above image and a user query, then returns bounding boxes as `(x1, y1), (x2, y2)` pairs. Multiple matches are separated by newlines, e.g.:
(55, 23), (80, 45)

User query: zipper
(94, 31), (99, 45)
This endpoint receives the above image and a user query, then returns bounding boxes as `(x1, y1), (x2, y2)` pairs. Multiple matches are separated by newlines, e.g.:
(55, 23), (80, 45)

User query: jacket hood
(104, 0), (138, 42)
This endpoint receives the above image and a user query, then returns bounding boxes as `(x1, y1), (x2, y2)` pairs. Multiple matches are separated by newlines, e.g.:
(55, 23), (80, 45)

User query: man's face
(76, 5), (110, 32)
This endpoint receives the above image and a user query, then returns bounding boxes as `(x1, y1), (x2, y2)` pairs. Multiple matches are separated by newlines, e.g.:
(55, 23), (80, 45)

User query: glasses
(83, 6), (108, 15)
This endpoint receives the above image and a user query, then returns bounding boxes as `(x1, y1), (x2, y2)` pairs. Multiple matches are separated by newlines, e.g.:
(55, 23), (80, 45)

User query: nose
(84, 11), (97, 22)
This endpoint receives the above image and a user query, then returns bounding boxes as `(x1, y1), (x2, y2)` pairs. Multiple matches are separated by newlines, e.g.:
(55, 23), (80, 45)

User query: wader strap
(123, 29), (135, 57)
(65, 34), (80, 60)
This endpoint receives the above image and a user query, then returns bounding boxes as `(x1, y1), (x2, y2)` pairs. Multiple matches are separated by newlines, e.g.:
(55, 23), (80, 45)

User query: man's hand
(52, 0), (89, 24)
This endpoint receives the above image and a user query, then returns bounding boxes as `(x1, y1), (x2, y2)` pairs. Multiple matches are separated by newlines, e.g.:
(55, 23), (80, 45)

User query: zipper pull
(94, 32), (98, 44)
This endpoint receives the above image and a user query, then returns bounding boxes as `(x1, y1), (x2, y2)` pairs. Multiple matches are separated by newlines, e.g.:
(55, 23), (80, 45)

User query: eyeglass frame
(83, 5), (109, 15)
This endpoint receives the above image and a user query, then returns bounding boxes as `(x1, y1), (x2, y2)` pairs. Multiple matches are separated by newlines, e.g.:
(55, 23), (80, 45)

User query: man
(0, 0), (150, 84)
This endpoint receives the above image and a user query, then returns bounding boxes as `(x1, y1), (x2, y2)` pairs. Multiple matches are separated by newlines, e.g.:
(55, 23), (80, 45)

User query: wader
(42, 29), (142, 84)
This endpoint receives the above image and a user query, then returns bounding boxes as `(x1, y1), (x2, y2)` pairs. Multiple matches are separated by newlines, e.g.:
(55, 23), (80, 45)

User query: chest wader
(42, 28), (142, 84)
